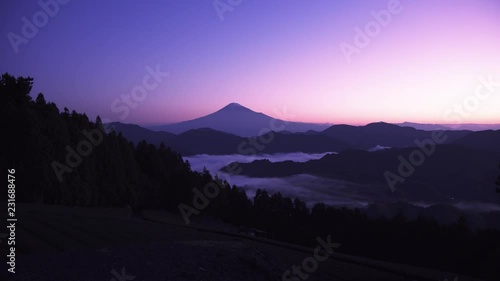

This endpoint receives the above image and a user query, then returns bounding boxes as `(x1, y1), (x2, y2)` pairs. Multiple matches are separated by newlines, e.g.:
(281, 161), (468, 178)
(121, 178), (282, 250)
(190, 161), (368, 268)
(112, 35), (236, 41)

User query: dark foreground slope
(1, 203), (483, 281)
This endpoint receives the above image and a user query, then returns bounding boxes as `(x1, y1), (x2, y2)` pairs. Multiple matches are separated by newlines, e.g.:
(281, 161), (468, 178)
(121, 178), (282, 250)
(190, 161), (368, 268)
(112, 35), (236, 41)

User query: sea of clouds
(184, 152), (392, 208)
(183, 152), (500, 213)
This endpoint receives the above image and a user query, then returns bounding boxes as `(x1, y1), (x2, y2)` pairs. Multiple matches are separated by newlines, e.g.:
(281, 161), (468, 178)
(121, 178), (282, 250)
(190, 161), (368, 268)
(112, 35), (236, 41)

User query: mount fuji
(149, 103), (331, 137)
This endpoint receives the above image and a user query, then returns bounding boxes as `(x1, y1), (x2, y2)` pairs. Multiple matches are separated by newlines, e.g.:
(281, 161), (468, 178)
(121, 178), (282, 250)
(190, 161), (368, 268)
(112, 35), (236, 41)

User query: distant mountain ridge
(396, 122), (451, 131)
(109, 122), (349, 156)
(222, 144), (500, 203)
(148, 103), (331, 137)
(110, 121), (500, 156)
(321, 122), (471, 150)
(397, 122), (500, 131)
(452, 129), (500, 154)
(148, 103), (499, 137)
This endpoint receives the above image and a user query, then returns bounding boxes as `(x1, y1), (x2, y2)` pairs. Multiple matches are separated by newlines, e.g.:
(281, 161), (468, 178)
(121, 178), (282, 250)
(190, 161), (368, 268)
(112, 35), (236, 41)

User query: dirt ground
(0, 203), (478, 281)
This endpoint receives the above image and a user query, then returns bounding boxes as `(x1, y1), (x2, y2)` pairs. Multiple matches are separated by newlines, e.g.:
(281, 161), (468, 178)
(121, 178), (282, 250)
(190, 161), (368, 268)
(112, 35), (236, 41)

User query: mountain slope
(108, 122), (176, 145)
(109, 122), (349, 156)
(223, 144), (499, 202)
(396, 122), (451, 131)
(149, 103), (330, 137)
(249, 131), (351, 154)
(397, 122), (500, 131)
(173, 128), (243, 155)
(322, 122), (471, 150)
(452, 129), (500, 154)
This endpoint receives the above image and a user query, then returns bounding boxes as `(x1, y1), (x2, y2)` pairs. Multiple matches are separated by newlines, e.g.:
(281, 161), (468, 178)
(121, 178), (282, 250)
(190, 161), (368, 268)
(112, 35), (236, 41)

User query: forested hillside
(1, 73), (208, 209)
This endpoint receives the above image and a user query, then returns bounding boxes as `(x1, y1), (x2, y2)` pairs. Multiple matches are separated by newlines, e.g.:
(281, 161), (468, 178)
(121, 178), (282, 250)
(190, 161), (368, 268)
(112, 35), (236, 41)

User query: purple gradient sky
(1, 0), (499, 125)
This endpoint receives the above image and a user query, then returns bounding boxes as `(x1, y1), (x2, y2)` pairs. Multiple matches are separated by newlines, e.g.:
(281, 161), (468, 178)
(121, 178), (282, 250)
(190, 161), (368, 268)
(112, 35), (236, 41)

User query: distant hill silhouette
(397, 122), (500, 131)
(253, 131), (350, 153)
(396, 122), (451, 131)
(443, 123), (500, 131)
(110, 122), (349, 155)
(172, 128), (352, 155)
(321, 122), (470, 150)
(149, 102), (330, 137)
(452, 129), (500, 154)
(112, 121), (500, 156)
(173, 128), (243, 155)
(223, 144), (499, 202)
(108, 122), (177, 145)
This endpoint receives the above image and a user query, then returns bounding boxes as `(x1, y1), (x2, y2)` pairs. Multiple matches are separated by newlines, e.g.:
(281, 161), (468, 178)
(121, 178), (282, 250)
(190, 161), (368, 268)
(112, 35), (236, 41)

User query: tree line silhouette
(1, 73), (499, 281)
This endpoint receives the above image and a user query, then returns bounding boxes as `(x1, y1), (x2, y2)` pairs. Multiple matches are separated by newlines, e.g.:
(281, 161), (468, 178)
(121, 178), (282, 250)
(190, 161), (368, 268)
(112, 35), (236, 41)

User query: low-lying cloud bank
(185, 152), (500, 208)
(185, 152), (390, 208)
(184, 152), (336, 176)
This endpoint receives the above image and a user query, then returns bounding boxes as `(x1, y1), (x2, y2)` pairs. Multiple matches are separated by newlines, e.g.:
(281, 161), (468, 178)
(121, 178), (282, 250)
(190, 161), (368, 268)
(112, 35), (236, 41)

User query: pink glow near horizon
(3, 0), (499, 126)
(135, 1), (500, 125)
